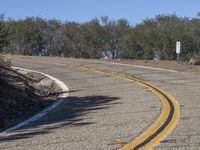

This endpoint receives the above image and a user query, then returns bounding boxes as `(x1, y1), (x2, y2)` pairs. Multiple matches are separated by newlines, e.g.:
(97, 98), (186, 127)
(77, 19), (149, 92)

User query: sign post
(176, 41), (181, 61)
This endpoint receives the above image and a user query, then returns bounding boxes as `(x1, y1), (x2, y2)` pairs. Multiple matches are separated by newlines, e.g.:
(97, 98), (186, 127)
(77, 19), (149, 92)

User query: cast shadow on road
(0, 94), (120, 142)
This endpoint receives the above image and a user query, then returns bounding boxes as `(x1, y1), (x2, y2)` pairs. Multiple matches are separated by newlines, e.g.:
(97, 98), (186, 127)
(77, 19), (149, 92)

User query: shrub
(189, 54), (200, 65)
(0, 55), (11, 68)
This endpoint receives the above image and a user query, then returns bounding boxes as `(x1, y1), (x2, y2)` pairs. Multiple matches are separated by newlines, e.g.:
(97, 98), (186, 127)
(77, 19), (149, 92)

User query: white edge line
(71, 59), (178, 73)
(0, 67), (69, 134)
(108, 62), (178, 73)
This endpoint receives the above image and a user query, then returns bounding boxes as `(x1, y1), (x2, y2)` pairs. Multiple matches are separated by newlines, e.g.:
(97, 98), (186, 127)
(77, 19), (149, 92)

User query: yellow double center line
(80, 66), (180, 150)
(12, 57), (180, 150)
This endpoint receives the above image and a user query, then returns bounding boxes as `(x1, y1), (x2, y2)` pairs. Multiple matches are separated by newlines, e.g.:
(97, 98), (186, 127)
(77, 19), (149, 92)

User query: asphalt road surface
(1, 56), (200, 150)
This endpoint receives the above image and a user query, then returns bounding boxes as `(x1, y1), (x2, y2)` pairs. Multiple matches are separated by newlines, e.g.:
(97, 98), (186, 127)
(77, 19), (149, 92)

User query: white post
(176, 41), (181, 61)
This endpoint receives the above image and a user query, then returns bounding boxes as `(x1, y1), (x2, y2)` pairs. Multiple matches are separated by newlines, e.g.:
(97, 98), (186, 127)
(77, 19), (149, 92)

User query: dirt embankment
(0, 64), (62, 130)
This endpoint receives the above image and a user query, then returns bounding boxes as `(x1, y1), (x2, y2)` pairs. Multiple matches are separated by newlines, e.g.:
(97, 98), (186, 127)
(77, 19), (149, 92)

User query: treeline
(1, 14), (200, 60)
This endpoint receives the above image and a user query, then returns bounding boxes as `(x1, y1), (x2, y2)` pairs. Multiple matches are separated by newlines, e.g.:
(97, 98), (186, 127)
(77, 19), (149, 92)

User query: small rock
(16, 70), (28, 75)
(189, 58), (200, 65)
(36, 78), (55, 87)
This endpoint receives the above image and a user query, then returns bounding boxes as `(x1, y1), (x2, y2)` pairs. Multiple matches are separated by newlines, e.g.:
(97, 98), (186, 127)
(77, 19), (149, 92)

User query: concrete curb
(0, 67), (69, 134)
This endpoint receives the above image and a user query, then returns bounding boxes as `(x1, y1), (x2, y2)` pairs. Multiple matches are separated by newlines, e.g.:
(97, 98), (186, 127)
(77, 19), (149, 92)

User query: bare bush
(189, 55), (200, 65)
(0, 55), (11, 68)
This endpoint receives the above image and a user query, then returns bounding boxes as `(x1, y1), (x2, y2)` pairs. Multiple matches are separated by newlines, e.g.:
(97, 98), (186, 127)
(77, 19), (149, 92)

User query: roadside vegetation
(1, 13), (200, 61)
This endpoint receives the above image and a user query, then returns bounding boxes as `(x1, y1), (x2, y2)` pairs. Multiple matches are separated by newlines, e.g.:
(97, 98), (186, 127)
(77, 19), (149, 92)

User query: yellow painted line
(12, 57), (180, 150)
(81, 67), (180, 150)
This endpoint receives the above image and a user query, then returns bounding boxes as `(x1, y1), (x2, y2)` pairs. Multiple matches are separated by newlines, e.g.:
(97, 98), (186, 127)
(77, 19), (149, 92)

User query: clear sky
(1, 0), (200, 25)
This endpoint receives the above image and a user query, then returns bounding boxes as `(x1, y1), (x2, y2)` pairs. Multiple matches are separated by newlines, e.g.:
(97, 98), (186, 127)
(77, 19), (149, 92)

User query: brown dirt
(0, 65), (62, 130)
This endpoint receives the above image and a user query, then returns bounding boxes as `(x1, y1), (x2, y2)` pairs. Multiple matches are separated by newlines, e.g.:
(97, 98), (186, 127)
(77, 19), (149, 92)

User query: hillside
(0, 56), (61, 130)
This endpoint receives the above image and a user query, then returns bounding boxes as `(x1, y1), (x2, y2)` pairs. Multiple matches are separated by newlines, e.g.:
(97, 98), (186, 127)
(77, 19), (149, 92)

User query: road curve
(1, 56), (200, 150)
(80, 66), (180, 150)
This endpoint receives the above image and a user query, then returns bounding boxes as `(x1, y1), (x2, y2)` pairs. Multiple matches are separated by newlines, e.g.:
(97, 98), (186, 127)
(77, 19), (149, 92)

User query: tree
(0, 14), (9, 52)
(101, 16), (118, 59)
(3, 14), (200, 60)
(78, 18), (104, 58)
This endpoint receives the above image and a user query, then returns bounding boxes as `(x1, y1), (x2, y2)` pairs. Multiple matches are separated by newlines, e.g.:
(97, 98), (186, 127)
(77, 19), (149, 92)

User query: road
(1, 56), (200, 150)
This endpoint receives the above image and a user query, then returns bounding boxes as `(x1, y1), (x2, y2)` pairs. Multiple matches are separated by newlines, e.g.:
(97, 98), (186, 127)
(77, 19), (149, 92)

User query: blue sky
(1, 0), (200, 25)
